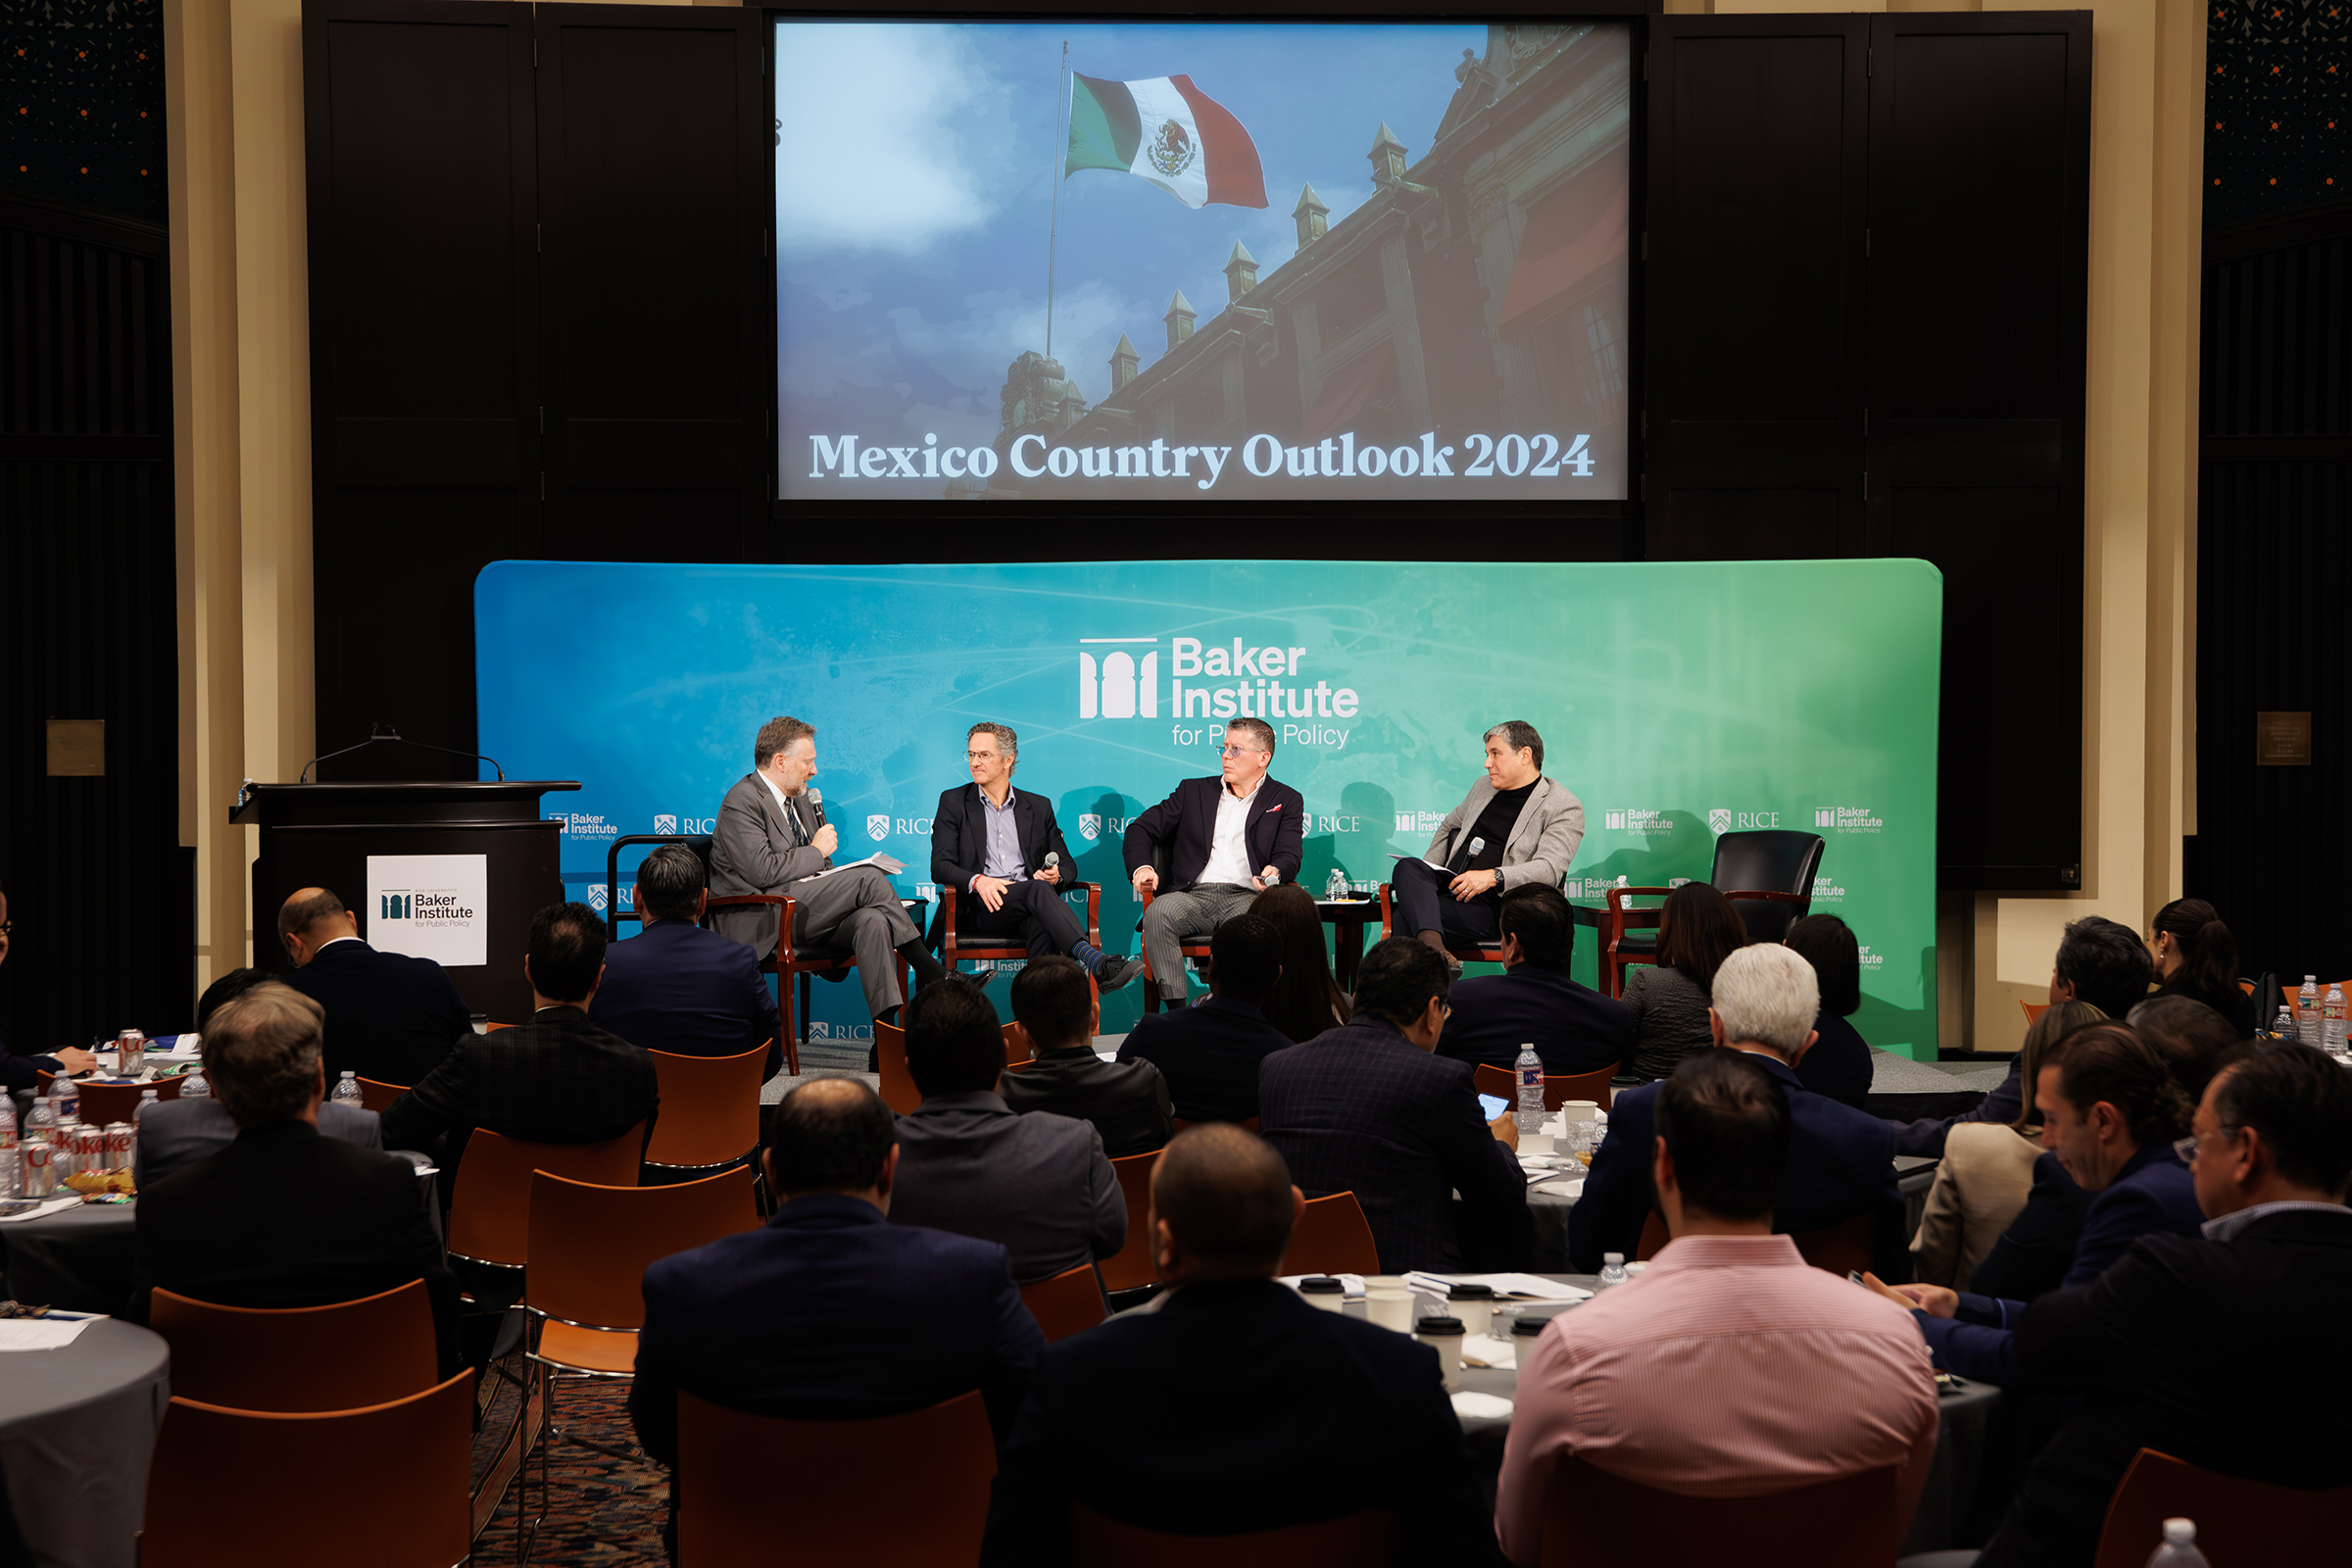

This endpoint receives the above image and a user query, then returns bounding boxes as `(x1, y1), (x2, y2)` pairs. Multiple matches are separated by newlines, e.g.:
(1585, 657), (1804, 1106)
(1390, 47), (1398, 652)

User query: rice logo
(1078, 639), (1160, 719)
(653, 814), (677, 835)
(1708, 808), (1733, 835)
(1079, 813), (1102, 842)
(1710, 808), (1782, 834)
(583, 884), (609, 912)
(867, 814), (891, 842)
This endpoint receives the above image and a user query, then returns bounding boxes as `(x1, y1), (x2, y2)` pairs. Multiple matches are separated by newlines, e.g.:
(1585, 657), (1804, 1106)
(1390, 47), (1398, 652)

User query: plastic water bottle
(1325, 867), (1349, 901)
(0, 1095), (17, 1199)
(24, 1087), (57, 1153)
(49, 1072), (78, 1129)
(2273, 1005), (2300, 1041)
(2300, 976), (2323, 1046)
(1598, 1252), (1630, 1289)
(2326, 983), (2348, 1057)
(2144, 1517), (2209, 1568)
(1515, 1044), (1545, 1132)
(332, 1070), (364, 1107)
(178, 1063), (209, 1099)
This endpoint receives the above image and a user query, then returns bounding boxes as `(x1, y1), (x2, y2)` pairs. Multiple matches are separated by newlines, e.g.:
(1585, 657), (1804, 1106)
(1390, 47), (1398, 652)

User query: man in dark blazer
(380, 903), (660, 1188)
(929, 721), (1138, 990)
(887, 978), (1125, 1285)
(1123, 716), (1303, 1008)
(277, 886), (471, 1087)
(1437, 885), (1631, 1076)
(630, 1075), (1043, 1463)
(1259, 939), (1527, 1273)
(1570, 944), (1907, 1279)
(1000, 956), (1172, 1156)
(981, 1124), (1502, 1566)
(706, 714), (946, 1025)
(1116, 913), (1295, 1123)
(1974, 1044), (2352, 1567)
(590, 843), (783, 1079)
(126, 981), (461, 1375)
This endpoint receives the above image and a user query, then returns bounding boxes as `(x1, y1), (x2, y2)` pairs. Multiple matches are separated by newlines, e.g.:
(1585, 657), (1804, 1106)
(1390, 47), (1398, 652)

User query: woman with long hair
(2147, 897), (2255, 1037)
(1624, 882), (1747, 1080)
(1249, 883), (1351, 1043)
(1784, 913), (1872, 1109)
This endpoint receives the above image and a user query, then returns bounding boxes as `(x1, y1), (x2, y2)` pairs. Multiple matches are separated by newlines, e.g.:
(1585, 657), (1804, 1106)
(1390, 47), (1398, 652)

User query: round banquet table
(0, 1203), (140, 1318)
(1517, 1161), (1941, 1273)
(0, 1316), (170, 1568)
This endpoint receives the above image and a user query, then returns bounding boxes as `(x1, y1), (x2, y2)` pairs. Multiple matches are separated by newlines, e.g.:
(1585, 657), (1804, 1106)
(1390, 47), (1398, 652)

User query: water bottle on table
(332, 1070), (364, 1107)
(2144, 1517), (2208, 1567)
(133, 1088), (162, 1172)
(178, 1062), (210, 1099)
(50, 1071), (78, 1129)
(2325, 982), (2347, 1057)
(0, 1095), (16, 1199)
(1325, 867), (1349, 901)
(2273, 1005), (2300, 1042)
(1514, 1044), (1545, 1132)
(1598, 1252), (1630, 1288)
(2299, 976), (2323, 1046)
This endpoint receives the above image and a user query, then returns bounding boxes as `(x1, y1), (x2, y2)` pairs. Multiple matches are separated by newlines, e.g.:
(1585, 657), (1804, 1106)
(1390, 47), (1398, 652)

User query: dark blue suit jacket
(981, 1279), (1503, 1567)
(589, 916), (783, 1079)
(282, 939), (470, 1088)
(1122, 775), (1304, 892)
(629, 1194), (1044, 1465)
(1794, 1010), (1874, 1109)
(1115, 995), (1295, 1122)
(1259, 1019), (1528, 1273)
(1435, 965), (1631, 1077)
(1569, 1053), (1906, 1278)
(1918, 1141), (2203, 1384)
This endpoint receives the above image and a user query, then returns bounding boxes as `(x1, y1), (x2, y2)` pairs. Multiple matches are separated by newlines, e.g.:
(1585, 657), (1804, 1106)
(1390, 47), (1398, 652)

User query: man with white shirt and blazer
(1122, 717), (1304, 1009)
(708, 714), (947, 1026)
(1392, 720), (1584, 975)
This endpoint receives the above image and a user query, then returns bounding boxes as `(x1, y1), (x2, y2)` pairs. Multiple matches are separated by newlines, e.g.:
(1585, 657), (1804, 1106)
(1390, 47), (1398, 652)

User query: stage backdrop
(475, 559), (1942, 1055)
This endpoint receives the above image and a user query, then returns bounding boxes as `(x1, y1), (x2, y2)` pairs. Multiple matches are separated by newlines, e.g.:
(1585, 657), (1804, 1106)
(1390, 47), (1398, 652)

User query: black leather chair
(1600, 830), (1825, 999)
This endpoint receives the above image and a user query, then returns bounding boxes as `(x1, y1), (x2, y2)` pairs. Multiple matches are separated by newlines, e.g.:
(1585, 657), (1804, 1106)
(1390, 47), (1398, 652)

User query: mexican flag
(1065, 73), (1268, 211)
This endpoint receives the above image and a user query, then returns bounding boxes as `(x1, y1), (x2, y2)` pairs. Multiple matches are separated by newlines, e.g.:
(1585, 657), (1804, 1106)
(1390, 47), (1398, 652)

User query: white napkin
(0, 1197), (82, 1226)
(0, 1316), (97, 1351)
(1406, 1272), (1592, 1303)
(1449, 1391), (1515, 1420)
(1277, 1272), (1366, 1300)
(1460, 1334), (1517, 1369)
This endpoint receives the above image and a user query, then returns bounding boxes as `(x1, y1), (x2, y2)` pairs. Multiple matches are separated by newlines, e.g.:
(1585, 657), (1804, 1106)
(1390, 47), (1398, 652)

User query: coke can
(103, 1122), (132, 1170)
(117, 1029), (145, 1077)
(23, 1138), (56, 1198)
(70, 1123), (101, 1176)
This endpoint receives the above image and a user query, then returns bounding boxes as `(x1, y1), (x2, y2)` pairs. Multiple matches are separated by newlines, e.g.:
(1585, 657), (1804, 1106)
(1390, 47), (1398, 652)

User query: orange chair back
(1004, 1022), (1032, 1065)
(1789, 1211), (1877, 1277)
(1472, 1062), (1617, 1112)
(141, 1371), (474, 1568)
(75, 1076), (179, 1128)
(1018, 1262), (1107, 1344)
(2022, 999), (2049, 1027)
(526, 1166), (760, 1331)
(1096, 1151), (1163, 1293)
(149, 1281), (439, 1412)
(676, 1389), (996, 1567)
(2092, 1447), (2352, 1568)
(874, 1021), (921, 1114)
(643, 1045), (766, 1169)
(1635, 1208), (1669, 1262)
(1170, 1116), (1260, 1134)
(355, 1076), (409, 1113)
(1071, 1502), (1398, 1566)
(447, 1122), (645, 1269)
(1540, 1456), (1899, 1566)
(1278, 1192), (1382, 1278)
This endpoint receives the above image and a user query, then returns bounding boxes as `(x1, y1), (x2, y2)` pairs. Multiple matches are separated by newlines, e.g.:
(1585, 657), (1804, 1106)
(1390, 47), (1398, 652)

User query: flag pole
(1046, 40), (1068, 364)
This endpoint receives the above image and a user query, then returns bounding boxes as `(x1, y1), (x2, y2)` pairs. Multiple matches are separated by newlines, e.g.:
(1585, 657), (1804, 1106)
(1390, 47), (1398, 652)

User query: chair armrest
(704, 892), (799, 956)
(1719, 890), (1812, 906)
(1377, 882), (1394, 941)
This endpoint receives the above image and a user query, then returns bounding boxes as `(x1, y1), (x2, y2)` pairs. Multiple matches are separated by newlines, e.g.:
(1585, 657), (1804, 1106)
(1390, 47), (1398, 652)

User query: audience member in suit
(1259, 938), (1527, 1272)
(1115, 915), (1295, 1124)
(630, 1076), (1043, 1467)
(1868, 1022), (2208, 1386)
(1974, 1044), (2352, 1567)
(1784, 914), (1874, 1108)
(1390, 720), (1584, 978)
(126, 982), (461, 1375)
(888, 977), (1123, 1285)
(928, 722), (1140, 990)
(1622, 883), (1745, 1082)
(1123, 717), (1304, 1007)
(2145, 897), (2256, 1037)
(706, 715), (947, 1026)
(1911, 1000), (2102, 1292)
(2129, 994), (2250, 1104)
(1000, 956), (1172, 1156)
(1892, 916), (2148, 1156)
(276, 886), (471, 1088)
(1248, 883), (1350, 1044)
(1499, 1053), (1938, 1565)
(1437, 885), (1630, 1077)
(588, 843), (783, 1080)
(0, 877), (98, 1091)
(1571, 943), (1907, 1279)
(982, 1124), (1502, 1566)
(380, 902), (660, 1187)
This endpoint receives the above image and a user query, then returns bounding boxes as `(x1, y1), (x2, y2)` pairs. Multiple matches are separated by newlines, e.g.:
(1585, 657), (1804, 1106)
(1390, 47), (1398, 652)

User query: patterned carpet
(473, 1364), (671, 1567)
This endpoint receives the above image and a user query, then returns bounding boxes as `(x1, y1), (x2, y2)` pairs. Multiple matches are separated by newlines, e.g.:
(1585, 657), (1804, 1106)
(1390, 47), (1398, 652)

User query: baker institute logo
(1079, 640), (1161, 719)
(379, 885), (475, 924)
(867, 814), (891, 842)
(1814, 806), (1885, 834)
(1602, 808), (1672, 837)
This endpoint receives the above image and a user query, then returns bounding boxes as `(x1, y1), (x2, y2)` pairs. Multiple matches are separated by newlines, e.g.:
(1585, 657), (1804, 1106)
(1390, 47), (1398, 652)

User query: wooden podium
(235, 781), (580, 1023)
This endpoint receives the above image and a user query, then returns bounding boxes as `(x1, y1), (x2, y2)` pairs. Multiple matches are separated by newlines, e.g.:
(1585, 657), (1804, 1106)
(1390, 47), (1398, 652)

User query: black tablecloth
(0, 1317), (170, 1568)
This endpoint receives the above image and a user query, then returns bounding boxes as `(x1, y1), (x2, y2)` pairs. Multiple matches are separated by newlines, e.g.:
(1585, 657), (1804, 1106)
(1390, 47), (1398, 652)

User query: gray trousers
(1140, 882), (1257, 1003)
(787, 865), (920, 1016)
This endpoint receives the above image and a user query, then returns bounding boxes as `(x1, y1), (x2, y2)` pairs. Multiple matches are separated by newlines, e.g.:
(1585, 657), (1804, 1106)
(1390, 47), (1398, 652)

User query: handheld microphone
(806, 787), (826, 826)
(1043, 852), (1059, 873)
(1467, 837), (1485, 858)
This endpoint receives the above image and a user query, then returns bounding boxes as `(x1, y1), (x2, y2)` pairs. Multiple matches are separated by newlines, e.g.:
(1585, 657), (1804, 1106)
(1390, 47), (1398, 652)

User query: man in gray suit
(1391, 719), (1585, 975)
(709, 714), (947, 1026)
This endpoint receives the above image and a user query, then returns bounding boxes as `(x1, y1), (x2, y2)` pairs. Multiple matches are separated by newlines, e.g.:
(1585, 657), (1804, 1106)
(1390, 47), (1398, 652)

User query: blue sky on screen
(774, 21), (1488, 452)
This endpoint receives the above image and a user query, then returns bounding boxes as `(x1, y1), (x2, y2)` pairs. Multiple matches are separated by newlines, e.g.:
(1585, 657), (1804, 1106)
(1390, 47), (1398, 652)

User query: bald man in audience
(1498, 1052), (1937, 1564)
(276, 886), (472, 1086)
(981, 1125), (1502, 1565)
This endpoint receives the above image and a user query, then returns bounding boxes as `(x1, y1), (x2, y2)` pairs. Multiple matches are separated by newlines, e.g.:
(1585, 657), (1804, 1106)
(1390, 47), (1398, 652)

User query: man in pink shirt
(1495, 1047), (1939, 1564)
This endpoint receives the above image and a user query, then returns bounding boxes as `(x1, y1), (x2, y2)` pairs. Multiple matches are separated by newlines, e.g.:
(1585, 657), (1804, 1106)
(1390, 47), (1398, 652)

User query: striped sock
(1071, 940), (1106, 975)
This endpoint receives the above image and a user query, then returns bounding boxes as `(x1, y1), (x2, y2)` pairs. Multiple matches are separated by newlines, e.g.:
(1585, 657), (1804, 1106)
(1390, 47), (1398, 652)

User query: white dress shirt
(1200, 779), (1263, 886)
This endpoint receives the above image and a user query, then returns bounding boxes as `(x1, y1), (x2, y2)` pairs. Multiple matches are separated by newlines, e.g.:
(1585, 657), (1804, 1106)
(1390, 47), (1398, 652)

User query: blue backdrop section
(475, 559), (1942, 1054)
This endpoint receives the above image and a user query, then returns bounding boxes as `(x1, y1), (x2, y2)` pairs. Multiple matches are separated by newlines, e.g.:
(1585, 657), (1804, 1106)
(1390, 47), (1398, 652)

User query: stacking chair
(1097, 1151), (1163, 1294)
(676, 1389), (997, 1567)
(74, 1074), (179, 1127)
(445, 1123), (647, 1274)
(702, 888), (904, 1077)
(2091, 1447), (2352, 1568)
(1375, 882), (1508, 970)
(1137, 845), (1215, 1013)
(2021, 1000), (2049, 1028)
(873, 1021), (921, 1114)
(1003, 1020), (1035, 1066)
(940, 876), (1102, 980)
(150, 1281), (439, 1411)
(1634, 1208), (1877, 1277)
(1278, 1192), (1382, 1278)
(1018, 1262), (1108, 1343)
(1541, 1457), (1898, 1567)
(1599, 830), (1824, 998)
(642, 1045), (767, 1178)
(1070, 1504), (1398, 1566)
(141, 1371), (475, 1568)
(1473, 1062), (1618, 1112)
(356, 1076), (410, 1113)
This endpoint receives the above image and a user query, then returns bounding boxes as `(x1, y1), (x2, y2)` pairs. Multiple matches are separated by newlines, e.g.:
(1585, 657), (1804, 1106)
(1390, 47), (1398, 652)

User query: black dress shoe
(1095, 956), (1143, 992)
